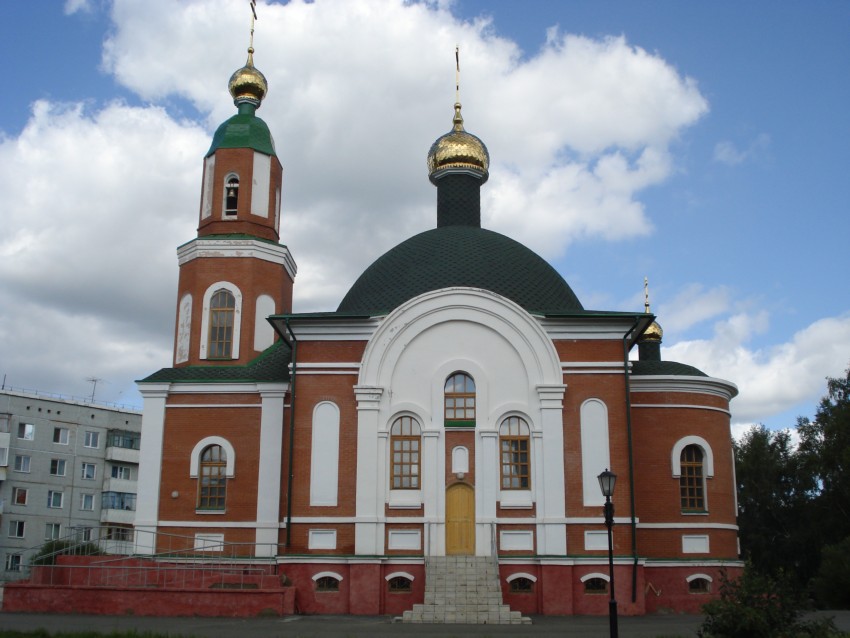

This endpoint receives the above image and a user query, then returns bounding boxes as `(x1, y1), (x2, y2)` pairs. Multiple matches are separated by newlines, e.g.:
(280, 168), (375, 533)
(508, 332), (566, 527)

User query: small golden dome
(228, 47), (268, 107)
(428, 103), (489, 183)
(642, 321), (663, 342)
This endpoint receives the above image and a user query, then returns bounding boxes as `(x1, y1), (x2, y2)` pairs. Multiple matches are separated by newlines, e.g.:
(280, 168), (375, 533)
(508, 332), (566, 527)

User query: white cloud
(713, 133), (771, 165)
(64, 0), (94, 15)
(664, 313), (850, 425)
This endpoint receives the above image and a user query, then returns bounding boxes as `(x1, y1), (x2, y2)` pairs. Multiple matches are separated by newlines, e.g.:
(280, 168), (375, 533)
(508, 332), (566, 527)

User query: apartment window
(53, 427), (69, 445)
(8, 520), (25, 538)
(5, 554), (22, 572)
(101, 492), (136, 511)
(17, 423), (34, 440)
(111, 465), (132, 480)
(390, 416), (421, 489)
(680, 445), (706, 512)
(499, 416), (531, 489)
(47, 490), (64, 509)
(80, 493), (95, 511)
(84, 431), (100, 449)
(45, 523), (61, 541)
(106, 526), (133, 542)
(107, 430), (140, 450)
(79, 527), (93, 542)
(81, 462), (96, 480)
(50, 459), (67, 476)
(444, 372), (475, 426)
(12, 487), (28, 506)
(13, 455), (31, 473)
(197, 445), (227, 510)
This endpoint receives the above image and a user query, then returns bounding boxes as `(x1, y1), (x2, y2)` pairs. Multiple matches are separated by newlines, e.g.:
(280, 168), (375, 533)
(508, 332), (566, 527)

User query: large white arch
(189, 436), (236, 478)
(199, 281), (243, 360)
(671, 435), (715, 477)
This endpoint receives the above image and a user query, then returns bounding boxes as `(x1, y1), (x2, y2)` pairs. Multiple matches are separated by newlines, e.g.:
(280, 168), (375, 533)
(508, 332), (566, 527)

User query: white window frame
(47, 490), (64, 509)
(17, 423), (34, 440)
(5, 553), (22, 572)
(45, 522), (62, 541)
(111, 465), (132, 480)
(199, 281), (242, 360)
(53, 427), (69, 445)
(80, 493), (95, 511)
(81, 462), (97, 480)
(13, 455), (31, 473)
(8, 520), (25, 538)
(12, 487), (28, 506)
(49, 458), (67, 476)
(84, 431), (100, 449)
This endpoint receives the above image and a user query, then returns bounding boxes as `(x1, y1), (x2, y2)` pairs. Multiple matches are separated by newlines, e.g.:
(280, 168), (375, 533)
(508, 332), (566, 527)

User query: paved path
(1, 611), (848, 637)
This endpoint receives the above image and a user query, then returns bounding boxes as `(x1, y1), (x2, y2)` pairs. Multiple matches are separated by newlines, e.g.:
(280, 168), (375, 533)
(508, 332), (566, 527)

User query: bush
(811, 536), (850, 609)
(699, 565), (846, 638)
(30, 540), (103, 566)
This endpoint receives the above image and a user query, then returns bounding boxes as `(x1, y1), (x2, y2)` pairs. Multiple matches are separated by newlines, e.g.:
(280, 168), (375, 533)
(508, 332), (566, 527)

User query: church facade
(135, 47), (740, 617)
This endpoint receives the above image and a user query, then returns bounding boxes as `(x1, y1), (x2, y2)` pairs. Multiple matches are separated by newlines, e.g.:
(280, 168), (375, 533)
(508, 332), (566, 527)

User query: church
(135, 40), (740, 618)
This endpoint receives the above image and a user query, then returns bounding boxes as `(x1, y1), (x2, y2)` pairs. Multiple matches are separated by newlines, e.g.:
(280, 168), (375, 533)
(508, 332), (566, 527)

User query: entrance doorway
(445, 483), (475, 555)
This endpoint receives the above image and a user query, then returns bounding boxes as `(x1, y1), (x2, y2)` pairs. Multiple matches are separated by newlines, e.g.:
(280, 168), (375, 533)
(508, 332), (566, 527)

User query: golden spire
(228, 0), (268, 109)
(642, 277), (663, 342)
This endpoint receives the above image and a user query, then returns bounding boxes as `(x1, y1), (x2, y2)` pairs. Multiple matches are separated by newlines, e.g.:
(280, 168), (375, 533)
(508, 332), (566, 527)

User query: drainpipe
(283, 318), (298, 549)
(622, 317), (641, 604)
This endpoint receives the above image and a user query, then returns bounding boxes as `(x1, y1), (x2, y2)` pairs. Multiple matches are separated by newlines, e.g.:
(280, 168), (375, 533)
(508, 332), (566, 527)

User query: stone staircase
(400, 556), (531, 624)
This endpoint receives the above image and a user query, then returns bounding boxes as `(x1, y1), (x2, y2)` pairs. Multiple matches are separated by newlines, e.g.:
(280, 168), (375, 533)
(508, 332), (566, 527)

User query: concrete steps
(400, 556), (531, 624)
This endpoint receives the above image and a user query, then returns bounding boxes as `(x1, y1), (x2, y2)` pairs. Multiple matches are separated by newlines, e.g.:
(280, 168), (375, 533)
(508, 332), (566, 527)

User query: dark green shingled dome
(337, 226), (584, 315)
(206, 105), (276, 157)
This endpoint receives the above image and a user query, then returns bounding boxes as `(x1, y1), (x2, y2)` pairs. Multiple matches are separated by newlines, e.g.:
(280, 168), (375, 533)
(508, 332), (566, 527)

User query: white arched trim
(385, 571), (415, 582)
(580, 572), (610, 583)
(672, 435), (715, 477)
(506, 572), (537, 583)
(686, 573), (714, 583)
(189, 436), (236, 478)
(200, 281), (242, 360)
(312, 571), (343, 582)
(581, 398), (611, 506)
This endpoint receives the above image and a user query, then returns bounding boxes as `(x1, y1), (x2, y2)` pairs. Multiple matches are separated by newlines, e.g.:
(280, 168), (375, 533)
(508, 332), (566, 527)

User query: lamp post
(598, 468), (619, 638)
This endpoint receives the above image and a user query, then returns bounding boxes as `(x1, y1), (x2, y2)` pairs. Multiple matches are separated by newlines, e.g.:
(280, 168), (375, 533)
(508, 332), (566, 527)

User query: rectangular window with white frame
(50, 459), (67, 476)
(8, 520), (25, 538)
(17, 423), (34, 440)
(80, 493), (95, 511)
(13, 455), (31, 473)
(53, 427), (69, 445)
(12, 487), (28, 506)
(47, 490), (64, 509)
(45, 523), (61, 541)
(111, 465), (132, 480)
(81, 462), (96, 480)
(84, 431), (99, 449)
(5, 554), (23, 572)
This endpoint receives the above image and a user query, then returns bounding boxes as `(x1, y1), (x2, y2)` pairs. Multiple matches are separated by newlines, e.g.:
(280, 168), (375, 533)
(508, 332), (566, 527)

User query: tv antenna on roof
(86, 377), (103, 403)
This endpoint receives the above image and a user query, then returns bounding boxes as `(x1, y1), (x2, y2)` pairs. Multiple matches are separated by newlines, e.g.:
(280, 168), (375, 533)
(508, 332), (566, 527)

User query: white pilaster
(536, 384), (568, 555)
(478, 430), (499, 556)
(255, 384), (287, 556)
(134, 384), (169, 555)
(422, 430), (442, 555)
(354, 385), (384, 554)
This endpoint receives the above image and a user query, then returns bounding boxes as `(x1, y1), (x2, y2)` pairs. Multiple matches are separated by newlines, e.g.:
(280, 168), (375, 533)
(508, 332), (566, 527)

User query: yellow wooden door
(446, 483), (475, 555)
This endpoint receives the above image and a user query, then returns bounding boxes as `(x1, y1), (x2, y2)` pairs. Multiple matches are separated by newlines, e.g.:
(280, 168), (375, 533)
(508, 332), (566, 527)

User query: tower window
(390, 416), (421, 489)
(197, 444), (227, 511)
(444, 372), (475, 426)
(224, 175), (239, 216)
(680, 445), (705, 511)
(208, 289), (236, 359)
(499, 416), (531, 489)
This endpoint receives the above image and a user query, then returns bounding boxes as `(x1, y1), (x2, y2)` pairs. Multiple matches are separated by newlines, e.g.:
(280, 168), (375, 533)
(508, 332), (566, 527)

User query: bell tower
(172, 38), (296, 367)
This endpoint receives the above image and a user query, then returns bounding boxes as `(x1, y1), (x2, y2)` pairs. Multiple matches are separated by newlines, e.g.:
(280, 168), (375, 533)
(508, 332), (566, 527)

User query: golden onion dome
(428, 102), (489, 184)
(642, 321), (664, 342)
(228, 47), (268, 108)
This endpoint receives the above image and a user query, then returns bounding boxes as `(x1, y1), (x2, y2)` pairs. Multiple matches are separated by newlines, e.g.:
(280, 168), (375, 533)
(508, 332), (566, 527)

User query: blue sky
(1, 0), (848, 435)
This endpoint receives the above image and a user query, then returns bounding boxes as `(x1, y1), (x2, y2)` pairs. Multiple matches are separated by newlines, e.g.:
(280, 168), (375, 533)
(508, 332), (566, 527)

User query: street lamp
(597, 468), (619, 638)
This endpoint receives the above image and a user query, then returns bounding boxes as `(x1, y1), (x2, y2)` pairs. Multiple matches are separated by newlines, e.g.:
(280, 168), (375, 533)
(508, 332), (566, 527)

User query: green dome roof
(207, 105), (276, 157)
(337, 225), (583, 315)
(631, 360), (708, 377)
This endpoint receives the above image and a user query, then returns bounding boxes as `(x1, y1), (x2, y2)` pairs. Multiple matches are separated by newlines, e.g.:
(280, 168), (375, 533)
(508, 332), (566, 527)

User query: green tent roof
(206, 108), (276, 157)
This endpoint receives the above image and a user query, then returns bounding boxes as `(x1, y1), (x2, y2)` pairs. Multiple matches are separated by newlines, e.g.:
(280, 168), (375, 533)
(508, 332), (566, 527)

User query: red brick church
(135, 42), (740, 617)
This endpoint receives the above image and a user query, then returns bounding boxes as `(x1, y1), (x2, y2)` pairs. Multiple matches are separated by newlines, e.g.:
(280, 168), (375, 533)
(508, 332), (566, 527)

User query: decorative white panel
(251, 152), (271, 217)
(500, 530), (534, 551)
(175, 293), (192, 364)
(194, 533), (224, 552)
(254, 294), (275, 351)
(451, 446), (469, 474)
(308, 529), (337, 550)
(682, 534), (710, 554)
(584, 530), (609, 551)
(387, 530), (421, 550)
(201, 156), (215, 219)
(310, 402), (340, 506)
(581, 399), (611, 507)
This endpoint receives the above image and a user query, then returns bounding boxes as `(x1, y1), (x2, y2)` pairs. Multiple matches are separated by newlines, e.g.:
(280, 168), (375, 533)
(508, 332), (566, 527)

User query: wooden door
(446, 483), (475, 555)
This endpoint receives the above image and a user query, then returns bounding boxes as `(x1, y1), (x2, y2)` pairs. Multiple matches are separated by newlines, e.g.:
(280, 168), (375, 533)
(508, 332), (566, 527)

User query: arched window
(197, 445), (227, 510)
(688, 576), (712, 594)
(584, 577), (609, 594)
(207, 289), (236, 359)
(499, 416), (531, 490)
(680, 444), (706, 512)
(509, 577), (534, 593)
(313, 572), (342, 592)
(444, 372), (475, 426)
(390, 416), (421, 489)
(388, 576), (412, 592)
(224, 175), (239, 216)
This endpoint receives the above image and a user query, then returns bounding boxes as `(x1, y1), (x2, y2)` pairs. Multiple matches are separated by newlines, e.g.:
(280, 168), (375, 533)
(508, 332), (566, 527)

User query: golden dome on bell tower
(228, 47), (268, 108)
(427, 102), (490, 184)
